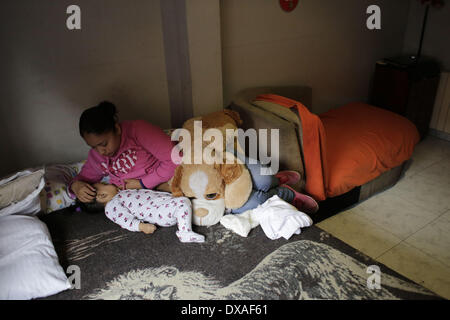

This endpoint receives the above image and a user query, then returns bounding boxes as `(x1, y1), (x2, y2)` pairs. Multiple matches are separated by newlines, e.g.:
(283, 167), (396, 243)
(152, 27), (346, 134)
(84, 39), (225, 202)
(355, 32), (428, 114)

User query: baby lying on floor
(86, 183), (205, 243)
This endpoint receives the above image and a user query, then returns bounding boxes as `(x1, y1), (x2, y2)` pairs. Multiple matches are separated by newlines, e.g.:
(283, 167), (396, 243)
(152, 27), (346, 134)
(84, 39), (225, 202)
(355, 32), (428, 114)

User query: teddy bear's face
(169, 109), (252, 226)
(175, 164), (225, 201)
(171, 160), (252, 212)
(192, 198), (226, 226)
(170, 163), (229, 227)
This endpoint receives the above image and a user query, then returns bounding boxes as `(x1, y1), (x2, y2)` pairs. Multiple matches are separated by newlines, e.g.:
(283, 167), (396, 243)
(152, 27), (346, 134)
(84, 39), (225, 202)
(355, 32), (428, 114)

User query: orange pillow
(320, 102), (420, 197)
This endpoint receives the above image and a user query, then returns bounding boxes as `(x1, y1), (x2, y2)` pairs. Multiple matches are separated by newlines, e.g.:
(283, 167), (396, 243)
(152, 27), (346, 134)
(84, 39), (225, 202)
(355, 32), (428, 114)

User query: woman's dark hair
(75, 199), (105, 214)
(79, 101), (118, 137)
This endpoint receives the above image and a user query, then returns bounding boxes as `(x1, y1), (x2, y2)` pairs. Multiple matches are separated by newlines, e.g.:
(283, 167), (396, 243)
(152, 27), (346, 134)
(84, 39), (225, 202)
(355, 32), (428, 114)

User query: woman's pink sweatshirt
(69, 120), (178, 197)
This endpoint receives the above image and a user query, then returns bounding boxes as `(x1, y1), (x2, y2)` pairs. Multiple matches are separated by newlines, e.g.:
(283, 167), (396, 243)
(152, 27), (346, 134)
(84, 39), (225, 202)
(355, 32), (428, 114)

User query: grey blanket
(40, 208), (439, 300)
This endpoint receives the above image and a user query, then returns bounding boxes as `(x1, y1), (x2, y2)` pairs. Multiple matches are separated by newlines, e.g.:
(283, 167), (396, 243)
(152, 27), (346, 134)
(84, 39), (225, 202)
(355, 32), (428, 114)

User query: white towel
(220, 209), (259, 237)
(220, 195), (313, 240)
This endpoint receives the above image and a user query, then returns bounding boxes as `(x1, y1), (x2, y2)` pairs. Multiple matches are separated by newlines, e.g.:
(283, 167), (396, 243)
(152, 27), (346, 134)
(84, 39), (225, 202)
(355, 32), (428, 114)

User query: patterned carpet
(40, 208), (440, 300)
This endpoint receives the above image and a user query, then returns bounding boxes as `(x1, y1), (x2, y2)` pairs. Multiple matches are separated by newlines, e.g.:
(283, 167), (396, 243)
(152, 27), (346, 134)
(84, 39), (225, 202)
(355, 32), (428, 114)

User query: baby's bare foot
(139, 223), (157, 234)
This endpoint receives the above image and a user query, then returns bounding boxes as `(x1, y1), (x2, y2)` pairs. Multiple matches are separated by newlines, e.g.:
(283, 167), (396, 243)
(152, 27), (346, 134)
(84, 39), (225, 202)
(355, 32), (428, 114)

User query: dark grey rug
(40, 207), (440, 300)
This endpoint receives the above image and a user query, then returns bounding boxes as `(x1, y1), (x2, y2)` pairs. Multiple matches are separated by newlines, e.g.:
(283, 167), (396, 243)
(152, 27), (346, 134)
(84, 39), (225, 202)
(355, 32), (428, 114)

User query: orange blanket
(254, 94), (420, 201)
(254, 94), (328, 201)
(320, 102), (419, 197)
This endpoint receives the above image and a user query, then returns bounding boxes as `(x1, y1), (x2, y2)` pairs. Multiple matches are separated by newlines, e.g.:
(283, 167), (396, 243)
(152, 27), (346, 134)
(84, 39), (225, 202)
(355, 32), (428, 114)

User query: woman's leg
(230, 186), (294, 214)
(279, 184), (319, 214)
(230, 184), (320, 215)
(235, 152), (279, 193)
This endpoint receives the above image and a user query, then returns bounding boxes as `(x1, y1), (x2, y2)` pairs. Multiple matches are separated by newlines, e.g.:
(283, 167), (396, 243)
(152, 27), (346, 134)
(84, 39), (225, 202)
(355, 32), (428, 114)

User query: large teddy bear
(169, 109), (253, 226)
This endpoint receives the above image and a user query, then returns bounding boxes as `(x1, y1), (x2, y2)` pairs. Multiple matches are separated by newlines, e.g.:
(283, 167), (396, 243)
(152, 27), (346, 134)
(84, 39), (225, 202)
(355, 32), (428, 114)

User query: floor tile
(416, 135), (450, 157)
(404, 211), (450, 268)
(317, 208), (402, 259)
(388, 174), (450, 214)
(357, 193), (442, 239)
(377, 241), (450, 299)
(405, 154), (440, 178)
(416, 159), (450, 189)
(405, 136), (450, 177)
(316, 135), (450, 299)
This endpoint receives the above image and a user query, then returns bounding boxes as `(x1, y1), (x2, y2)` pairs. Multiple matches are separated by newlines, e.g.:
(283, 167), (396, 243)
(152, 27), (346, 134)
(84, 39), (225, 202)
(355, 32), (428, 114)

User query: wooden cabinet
(370, 57), (440, 139)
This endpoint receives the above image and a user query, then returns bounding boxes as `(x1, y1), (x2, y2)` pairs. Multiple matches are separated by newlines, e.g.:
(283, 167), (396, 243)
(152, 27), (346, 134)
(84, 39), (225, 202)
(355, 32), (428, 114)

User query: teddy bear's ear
(223, 109), (242, 126)
(182, 116), (203, 131)
(215, 163), (243, 185)
(221, 164), (253, 210)
(170, 165), (185, 197)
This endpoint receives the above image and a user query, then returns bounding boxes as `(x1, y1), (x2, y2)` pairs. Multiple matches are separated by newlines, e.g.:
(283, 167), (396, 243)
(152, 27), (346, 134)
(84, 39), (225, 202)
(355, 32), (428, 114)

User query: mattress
(252, 94), (419, 201)
(229, 86), (418, 221)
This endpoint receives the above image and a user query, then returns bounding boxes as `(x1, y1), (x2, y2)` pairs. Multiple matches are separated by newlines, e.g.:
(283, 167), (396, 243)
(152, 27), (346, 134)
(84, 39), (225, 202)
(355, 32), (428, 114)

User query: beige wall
(402, 0), (450, 71)
(0, 0), (170, 177)
(221, 0), (411, 114)
(3, 0), (443, 178)
(186, 0), (224, 116)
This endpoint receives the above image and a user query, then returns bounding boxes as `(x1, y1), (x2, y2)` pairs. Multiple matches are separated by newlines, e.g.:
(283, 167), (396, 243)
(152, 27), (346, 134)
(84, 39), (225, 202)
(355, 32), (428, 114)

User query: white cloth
(220, 209), (259, 237)
(220, 195), (313, 240)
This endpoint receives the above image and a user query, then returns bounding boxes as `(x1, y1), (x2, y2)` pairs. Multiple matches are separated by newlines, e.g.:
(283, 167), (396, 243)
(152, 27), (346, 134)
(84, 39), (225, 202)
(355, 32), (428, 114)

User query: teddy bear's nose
(194, 208), (209, 217)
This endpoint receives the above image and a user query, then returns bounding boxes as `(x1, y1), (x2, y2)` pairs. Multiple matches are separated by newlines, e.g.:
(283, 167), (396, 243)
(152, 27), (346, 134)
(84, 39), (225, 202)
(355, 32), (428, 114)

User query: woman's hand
(71, 180), (97, 203)
(119, 179), (143, 190)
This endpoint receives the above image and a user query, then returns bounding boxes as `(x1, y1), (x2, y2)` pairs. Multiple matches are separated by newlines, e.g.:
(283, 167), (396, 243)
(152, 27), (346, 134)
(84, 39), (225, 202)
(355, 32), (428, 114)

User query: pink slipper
(275, 170), (301, 186)
(280, 184), (319, 214)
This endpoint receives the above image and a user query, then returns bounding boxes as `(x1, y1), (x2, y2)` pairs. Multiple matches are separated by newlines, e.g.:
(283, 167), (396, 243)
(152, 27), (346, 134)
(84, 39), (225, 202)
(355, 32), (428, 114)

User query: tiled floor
(317, 135), (450, 299)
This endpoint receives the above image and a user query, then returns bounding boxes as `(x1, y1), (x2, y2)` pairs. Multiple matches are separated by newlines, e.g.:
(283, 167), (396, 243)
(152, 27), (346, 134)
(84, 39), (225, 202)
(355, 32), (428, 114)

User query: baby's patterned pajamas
(105, 189), (204, 243)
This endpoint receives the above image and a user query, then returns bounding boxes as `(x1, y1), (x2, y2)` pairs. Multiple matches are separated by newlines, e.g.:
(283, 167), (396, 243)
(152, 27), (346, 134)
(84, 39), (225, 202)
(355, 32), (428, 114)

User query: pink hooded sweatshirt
(69, 120), (178, 198)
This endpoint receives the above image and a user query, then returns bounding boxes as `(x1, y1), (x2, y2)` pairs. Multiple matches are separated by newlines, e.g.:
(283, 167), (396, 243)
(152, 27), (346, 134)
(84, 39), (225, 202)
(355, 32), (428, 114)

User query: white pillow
(0, 170), (45, 217)
(0, 214), (71, 299)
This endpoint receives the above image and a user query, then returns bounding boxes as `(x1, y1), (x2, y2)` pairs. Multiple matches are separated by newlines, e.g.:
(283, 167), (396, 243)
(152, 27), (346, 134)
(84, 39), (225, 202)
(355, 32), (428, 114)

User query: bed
(229, 86), (420, 223)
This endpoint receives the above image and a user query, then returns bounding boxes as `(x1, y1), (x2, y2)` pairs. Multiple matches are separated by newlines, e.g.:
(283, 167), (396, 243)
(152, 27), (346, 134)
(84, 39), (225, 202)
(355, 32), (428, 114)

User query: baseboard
(429, 128), (450, 142)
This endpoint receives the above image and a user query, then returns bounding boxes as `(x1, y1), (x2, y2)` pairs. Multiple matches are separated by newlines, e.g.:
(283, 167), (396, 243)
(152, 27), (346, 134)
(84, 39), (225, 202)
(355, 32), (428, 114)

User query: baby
(91, 183), (205, 243)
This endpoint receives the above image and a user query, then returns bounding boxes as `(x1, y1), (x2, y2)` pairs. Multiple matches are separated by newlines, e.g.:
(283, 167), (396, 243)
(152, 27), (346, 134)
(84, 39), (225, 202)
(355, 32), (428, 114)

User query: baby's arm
(105, 198), (145, 232)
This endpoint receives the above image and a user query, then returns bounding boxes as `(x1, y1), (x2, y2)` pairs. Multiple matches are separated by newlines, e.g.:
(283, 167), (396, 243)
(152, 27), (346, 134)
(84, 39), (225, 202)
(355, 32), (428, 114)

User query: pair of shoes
(280, 184), (319, 214)
(275, 170), (301, 186)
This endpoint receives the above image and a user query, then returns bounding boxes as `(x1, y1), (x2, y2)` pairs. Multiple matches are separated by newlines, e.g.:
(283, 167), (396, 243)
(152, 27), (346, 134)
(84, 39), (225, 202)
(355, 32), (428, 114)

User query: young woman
(70, 101), (178, 203)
